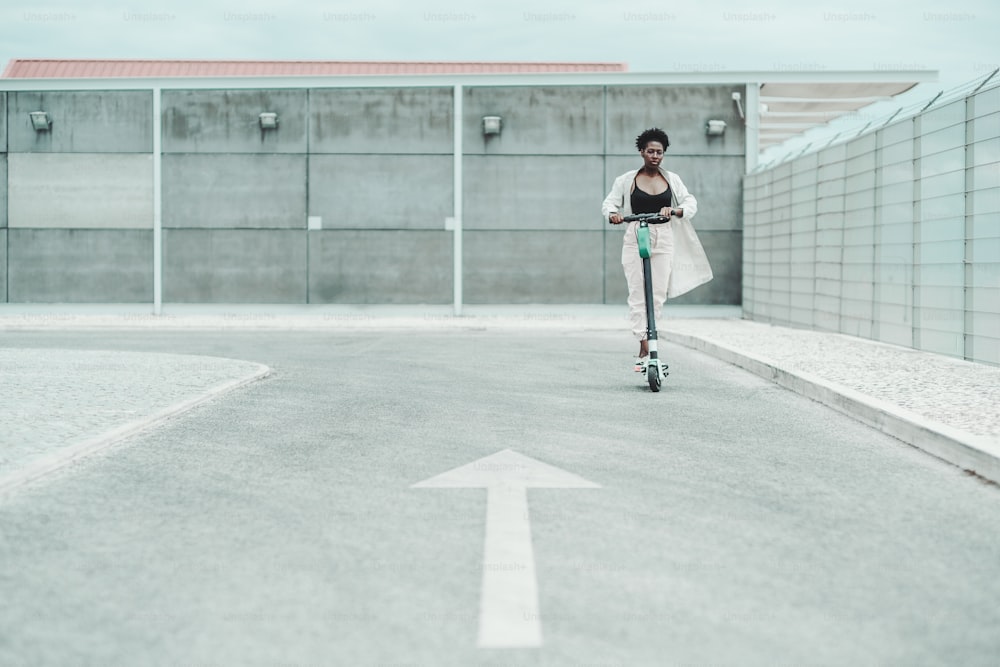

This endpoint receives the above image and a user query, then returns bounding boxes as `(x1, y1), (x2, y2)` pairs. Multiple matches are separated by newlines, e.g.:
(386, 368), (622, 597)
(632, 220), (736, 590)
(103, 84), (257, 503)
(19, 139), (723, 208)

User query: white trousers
(622, 223), (675, 341)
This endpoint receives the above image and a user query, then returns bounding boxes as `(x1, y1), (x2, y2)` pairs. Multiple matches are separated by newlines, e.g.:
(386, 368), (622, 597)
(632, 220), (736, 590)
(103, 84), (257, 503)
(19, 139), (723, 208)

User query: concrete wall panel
(604, 156), (742, 231)
(163, 230), (306, 303)
(8, 153), (153, 228)
(162, 89), (307, 154)
(0, 230), (6, 302)
(308, 155), (452, 230)
(7, 229), (152, 302)
(462, 87), (603, 155)
(8, 91), (152, 153)
(308, 230), (451, 304)
(310, 88), (452, 154)
(606, 85), (745, 157)
(0, 92), (6, 150)
(604, 230), (628, 305)
(163, 154), (306, 229)
(464, 156), (604, 230)
(465, 230), (603, 303)
(0, 154), (6, 228)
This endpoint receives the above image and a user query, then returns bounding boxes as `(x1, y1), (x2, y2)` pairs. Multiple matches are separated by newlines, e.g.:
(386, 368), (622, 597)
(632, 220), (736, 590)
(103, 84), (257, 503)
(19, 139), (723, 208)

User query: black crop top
(630, 183), (672, 215)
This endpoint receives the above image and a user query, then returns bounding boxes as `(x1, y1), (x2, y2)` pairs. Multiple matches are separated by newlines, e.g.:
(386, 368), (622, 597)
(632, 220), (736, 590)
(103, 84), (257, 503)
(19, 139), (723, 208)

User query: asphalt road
(2, 329), (999, 666)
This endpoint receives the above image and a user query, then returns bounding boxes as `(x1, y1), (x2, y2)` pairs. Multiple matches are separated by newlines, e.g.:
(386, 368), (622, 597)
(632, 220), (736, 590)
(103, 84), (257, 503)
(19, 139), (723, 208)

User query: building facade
(1, 63), (934, 312)
(0, 75), (746, 307)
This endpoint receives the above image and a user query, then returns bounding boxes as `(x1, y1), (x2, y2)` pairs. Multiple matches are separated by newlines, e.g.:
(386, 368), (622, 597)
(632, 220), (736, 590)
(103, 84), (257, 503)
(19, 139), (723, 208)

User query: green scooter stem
(639, 222), (658, 349)
(624, 214), (669, 391)
(636, 223), (652, 260)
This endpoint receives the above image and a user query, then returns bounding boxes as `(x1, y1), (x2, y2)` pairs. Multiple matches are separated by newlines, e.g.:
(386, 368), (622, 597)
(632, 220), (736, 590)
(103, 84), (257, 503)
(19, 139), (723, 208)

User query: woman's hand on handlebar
(608, 212), (624, 225)
(620, 212), (672, 223)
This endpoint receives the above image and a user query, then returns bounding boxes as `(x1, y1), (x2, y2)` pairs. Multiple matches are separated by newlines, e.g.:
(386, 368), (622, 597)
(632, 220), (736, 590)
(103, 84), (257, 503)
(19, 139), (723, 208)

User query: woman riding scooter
(602, 127), (713, 375)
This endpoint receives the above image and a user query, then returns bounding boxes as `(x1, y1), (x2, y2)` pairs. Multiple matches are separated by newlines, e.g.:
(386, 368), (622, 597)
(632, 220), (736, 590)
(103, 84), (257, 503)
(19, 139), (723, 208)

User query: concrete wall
(744, 82), (1000, 366)
(308, 230), (452, 304)
(4, 91), (153, 302)
(0, 229), (6, 303)
(0, 91), (6, 153)
(8, 229), (152, 302)
(605, 86), (745, 159)
(308, 154), (453, 230)
(162, 230), (305, 303)
(7, 90), (152, 153)
(462, 87), (604, 155)
(1, 93), (6, 303)
(163, 89), (307, 154)
(1, 83), (747, 305)
(311, 87), (453, 153)
(163, 154), (306, 229)
(0, 151), (6, 230)
(8, 153), (153, 228)
(466, 230), (604, 303)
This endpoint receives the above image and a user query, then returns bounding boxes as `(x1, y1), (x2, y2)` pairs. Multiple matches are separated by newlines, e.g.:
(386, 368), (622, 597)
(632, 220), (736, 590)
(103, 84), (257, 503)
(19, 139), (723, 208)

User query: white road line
(412, 449), (600, 648)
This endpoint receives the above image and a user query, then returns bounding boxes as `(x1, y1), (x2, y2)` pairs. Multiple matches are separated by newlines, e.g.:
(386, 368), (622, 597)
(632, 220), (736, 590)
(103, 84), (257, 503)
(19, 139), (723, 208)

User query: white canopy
(757, 80), (922, 149)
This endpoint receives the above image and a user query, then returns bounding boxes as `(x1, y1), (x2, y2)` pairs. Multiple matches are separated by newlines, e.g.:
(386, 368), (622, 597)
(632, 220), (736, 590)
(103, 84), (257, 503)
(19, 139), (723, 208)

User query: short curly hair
(635, 128), (670, 152)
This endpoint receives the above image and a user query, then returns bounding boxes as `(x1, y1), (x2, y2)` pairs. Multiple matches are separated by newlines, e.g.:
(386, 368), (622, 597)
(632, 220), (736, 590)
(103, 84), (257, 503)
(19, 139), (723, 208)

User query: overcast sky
(2, 0), (996, 159)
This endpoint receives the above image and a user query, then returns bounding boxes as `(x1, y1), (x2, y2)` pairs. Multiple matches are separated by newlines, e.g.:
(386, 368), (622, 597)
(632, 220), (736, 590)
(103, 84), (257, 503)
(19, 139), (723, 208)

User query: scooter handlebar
(622, 213), (670, 223)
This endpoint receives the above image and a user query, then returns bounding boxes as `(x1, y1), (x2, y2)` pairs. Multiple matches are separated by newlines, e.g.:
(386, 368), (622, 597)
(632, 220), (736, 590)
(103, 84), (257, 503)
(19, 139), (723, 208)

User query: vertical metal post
(871, 126), (883, 342)
(453, 84), (464, 317)
(152, 87), (162, 315)
(745, 82), (761, 173)
(602, 85), (609, 305)
(963, 92), (974, 361)
(911, 114), (922, 352)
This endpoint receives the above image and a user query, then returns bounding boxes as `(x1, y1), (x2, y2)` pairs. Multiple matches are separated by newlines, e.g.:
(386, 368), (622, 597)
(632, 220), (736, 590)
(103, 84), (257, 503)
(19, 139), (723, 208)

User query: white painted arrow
(412, 449), (600, 648)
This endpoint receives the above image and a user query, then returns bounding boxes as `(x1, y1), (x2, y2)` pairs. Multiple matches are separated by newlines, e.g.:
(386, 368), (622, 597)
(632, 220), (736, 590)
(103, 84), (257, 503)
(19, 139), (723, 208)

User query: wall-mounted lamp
(706, 119), (727, 136)
(732, 91), (745, 121)
(29, 111), (51, 131)
(258, 112), (279, 130)
(482, 115), (502, 136)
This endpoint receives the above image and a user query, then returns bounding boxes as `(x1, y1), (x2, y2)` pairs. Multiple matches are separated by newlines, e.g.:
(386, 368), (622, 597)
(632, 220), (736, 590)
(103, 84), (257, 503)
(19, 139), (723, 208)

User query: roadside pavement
(1, 304), (998, 487)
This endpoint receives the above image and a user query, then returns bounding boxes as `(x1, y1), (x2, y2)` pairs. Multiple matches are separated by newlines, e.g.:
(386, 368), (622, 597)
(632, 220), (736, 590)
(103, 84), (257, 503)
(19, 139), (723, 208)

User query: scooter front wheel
(647, 364), (661, 392)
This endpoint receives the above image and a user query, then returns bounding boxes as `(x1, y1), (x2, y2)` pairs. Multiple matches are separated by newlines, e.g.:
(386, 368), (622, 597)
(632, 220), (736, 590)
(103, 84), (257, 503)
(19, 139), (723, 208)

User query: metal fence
(743, 79), (1000, 365)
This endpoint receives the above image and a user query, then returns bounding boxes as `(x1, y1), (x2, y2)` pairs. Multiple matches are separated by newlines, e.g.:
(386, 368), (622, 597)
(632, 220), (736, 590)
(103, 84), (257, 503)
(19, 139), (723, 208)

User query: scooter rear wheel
(647, 364), (661, 392)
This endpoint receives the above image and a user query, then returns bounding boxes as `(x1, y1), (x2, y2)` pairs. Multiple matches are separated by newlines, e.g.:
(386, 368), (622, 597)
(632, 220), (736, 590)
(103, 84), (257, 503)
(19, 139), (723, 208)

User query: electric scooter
(623, 213), (671, 392)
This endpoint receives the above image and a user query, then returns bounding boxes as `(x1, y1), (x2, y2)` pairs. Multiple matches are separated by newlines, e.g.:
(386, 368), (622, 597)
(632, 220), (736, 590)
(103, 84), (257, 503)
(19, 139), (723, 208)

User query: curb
(0, 362), (272, 498)
(663, 331), (1000, 485)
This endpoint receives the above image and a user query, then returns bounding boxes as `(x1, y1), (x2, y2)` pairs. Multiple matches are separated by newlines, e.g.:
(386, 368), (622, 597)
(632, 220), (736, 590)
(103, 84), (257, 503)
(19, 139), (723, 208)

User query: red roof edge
(1, 58), (629, 78)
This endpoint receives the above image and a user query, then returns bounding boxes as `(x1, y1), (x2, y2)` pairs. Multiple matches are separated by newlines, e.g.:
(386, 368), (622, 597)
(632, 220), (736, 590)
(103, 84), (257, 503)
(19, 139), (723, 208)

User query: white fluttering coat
(601, 167), (713, 298)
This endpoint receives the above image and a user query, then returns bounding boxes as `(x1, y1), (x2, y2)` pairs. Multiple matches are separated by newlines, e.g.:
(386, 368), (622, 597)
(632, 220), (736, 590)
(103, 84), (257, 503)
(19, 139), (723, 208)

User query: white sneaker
(633, 356), (648, 373)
